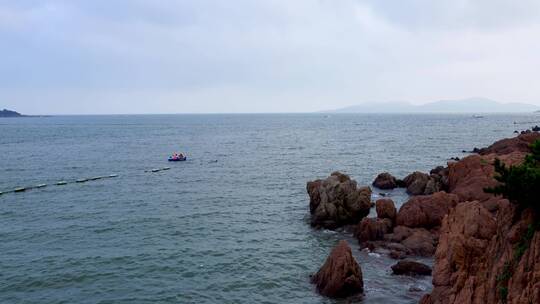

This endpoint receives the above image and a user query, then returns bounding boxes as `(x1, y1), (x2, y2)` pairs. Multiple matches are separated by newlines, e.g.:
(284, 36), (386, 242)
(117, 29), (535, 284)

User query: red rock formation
(372, 172), (398, 189)
(355, 217), (392, 243)
(401, 228), (438, 256)
(396, 192), (459, 229)
(478, 132), (540, 156)
(403, 171), (431, 195)
(391, 260), (432, 276)
(307, 172), (372, 229)
(376, 198), (397, 223)
(421, 132), (540, 304)
(312, 240), (364, 298)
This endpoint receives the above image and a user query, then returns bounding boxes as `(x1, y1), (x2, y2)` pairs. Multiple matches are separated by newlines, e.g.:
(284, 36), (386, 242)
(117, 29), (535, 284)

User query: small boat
(56, 181), (68, 185)
(76, 178), (88, 183)
(36, 184), (47, 188)
(168, 156), (187, 162)
(14, 187), (26, 192)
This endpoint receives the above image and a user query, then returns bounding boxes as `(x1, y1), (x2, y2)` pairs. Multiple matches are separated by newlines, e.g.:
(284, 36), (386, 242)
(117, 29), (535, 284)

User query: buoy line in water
(145, 167), (171, 173)
(0, 174), (119, 196)
(1, 158), (199, 197)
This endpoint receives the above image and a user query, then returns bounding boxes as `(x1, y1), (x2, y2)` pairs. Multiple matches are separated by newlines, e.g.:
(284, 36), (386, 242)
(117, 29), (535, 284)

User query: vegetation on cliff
(485, 139), (540, 302)
(486, 140), (540, 213)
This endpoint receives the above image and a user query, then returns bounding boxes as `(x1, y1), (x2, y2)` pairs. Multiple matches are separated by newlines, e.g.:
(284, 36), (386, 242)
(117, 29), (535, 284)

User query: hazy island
(324, 97), (540, 113)
(0, 109), (24, 117)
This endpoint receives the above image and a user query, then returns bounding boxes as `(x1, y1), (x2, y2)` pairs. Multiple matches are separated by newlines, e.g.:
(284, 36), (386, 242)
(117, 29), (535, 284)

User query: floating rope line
(1, 157), (192, 197)
(1, 173), (120, 197)
(145, 167), (171, 173)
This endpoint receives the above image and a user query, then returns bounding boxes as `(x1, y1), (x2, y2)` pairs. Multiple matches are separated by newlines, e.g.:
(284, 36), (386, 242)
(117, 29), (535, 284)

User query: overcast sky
(1, 0), (540, 114)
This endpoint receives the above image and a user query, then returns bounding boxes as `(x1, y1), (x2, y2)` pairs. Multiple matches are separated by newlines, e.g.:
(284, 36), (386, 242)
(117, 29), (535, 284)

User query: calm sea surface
(1, 113), (538, 303)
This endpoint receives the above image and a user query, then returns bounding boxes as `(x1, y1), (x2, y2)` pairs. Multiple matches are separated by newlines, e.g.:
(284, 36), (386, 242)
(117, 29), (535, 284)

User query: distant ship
(472, 115), (484, 118)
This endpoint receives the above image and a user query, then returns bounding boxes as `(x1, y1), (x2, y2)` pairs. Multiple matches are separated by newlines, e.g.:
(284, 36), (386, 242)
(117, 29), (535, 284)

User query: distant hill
(325, 98), (540, 113)
(0, 109), (24, 117)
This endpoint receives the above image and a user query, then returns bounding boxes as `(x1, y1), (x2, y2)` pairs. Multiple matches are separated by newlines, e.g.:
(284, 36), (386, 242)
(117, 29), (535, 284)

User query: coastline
(308, 130), (540, 303)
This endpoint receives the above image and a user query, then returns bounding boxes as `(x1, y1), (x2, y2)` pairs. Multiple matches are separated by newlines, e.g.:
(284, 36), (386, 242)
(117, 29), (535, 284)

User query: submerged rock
(372, 172), (398, 189)
(391, 260), (432, 276)
(311, 240), (364, 298)
(307, 172), (372, 229)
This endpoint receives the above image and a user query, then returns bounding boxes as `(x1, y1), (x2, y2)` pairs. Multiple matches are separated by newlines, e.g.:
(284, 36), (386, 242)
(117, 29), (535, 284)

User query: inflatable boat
(168, 156), (187, 162)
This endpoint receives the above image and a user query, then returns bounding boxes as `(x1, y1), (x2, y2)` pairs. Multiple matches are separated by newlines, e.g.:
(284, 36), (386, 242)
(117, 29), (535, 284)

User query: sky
(1, 0), (540, 114)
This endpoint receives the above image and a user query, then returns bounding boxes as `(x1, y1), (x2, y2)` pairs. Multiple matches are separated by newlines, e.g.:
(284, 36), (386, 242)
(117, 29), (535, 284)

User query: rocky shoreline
(307, 131), (540, 303)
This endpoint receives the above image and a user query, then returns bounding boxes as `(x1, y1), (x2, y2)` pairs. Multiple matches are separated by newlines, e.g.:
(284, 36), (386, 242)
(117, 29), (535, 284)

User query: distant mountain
(0, 109), (24, 117)
(326, 98), (540, 113)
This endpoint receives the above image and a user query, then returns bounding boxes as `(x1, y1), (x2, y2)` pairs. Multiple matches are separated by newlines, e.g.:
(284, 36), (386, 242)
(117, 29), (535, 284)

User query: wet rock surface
(375, 198), (397, 223)
(355, 217), (393, 243)
(307, 172), (372, 229)
(372, 172), (398, 189)
(391, 260), (432, 276)
(311, 240), (364, 298)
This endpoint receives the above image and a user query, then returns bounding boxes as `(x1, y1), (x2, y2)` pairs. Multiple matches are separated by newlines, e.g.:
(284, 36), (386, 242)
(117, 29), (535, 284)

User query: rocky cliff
(421, 132), (540, 304)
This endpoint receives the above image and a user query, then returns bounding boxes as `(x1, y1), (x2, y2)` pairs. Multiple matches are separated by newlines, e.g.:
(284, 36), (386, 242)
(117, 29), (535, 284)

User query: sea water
(1, 113), (537, 303)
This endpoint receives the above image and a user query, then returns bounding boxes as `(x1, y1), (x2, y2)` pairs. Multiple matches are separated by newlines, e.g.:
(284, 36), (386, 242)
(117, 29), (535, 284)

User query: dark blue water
(1, 114), (537, 303)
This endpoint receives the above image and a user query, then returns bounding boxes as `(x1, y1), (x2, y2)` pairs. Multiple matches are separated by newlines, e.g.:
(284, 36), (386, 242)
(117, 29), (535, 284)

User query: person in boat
(179, 153), (184, 158)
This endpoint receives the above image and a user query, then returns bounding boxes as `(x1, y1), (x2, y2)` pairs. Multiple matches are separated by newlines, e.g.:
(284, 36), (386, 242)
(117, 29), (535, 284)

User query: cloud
(1, 0), (540, 114)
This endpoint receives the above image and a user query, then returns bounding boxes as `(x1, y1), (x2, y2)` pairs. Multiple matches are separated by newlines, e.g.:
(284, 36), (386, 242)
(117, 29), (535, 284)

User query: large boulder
(307, 172), (372, 229)
(448, 153), (526, 202)
(401, 228), (438, 256)
(477, 132), (540, 156)
(372, 172), (398, 189)
(376, 198), (397, 223)
(396, 192), (459, 229)
(423, 201), (500, 303)
(403, 171), (431, 195)
(311, 240), (364, 298)
(391, 260), (432, 276)
(355, 217), (393, 243)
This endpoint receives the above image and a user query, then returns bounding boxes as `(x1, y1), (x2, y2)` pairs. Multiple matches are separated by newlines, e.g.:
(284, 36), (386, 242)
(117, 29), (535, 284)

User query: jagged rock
(396, 192), (459, 229)
(307, 172), (372, 229)
(372, 172), (398, 189)
(311, 240), (364, 298)
(448, 153), (525, 202)
(403, 171), (431, 195)
(424, 201), (499, 303)
(355, 217), (392, 243)
(375, 198), (397, 223)
(477, 132), (540, 155)
(401, 228), (438, 256)
(423, 134), (540, 303)
(391, 260), (432, 276)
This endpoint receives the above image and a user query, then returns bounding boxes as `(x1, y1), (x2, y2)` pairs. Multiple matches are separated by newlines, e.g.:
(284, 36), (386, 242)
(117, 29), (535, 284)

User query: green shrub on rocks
(485, 140), (540, 213)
